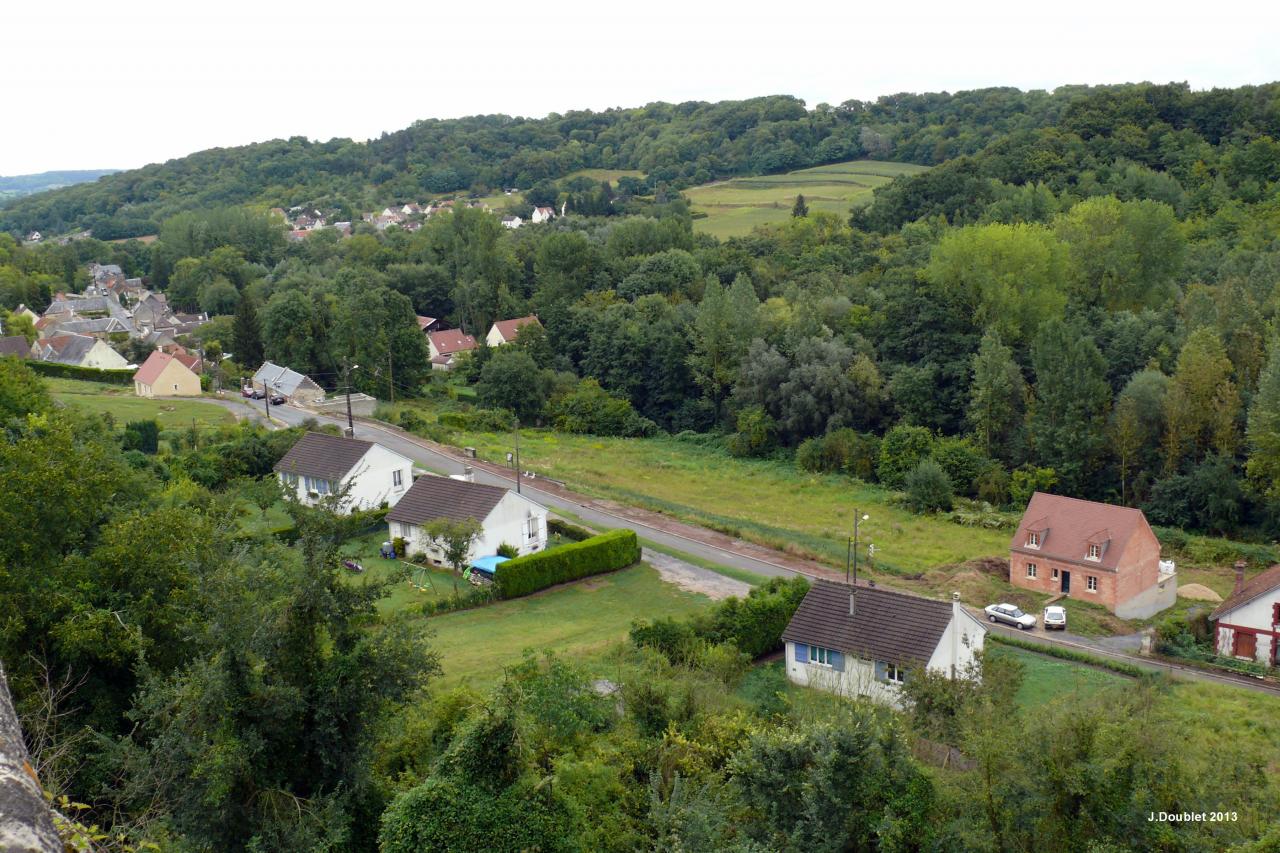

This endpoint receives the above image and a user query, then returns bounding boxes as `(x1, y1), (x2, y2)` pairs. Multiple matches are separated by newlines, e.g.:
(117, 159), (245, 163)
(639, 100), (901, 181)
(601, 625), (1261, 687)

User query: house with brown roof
(133, 350), (201, 398)
(1210, 563), (1280, 667)
(386, 472), (547, 565)
(34, 333), (129, 370)
(485, 315), (541, 347)
(781, 580), (986, 707)
(0, 336), (32, 359)
(273, 432), (415, 513)
(427, 329), (478, 370)
(416, 315), (443, 334)
(1010, 492), (1176, 618)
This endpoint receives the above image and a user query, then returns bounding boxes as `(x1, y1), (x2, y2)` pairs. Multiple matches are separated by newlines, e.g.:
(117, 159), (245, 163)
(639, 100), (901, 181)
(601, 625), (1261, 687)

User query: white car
(984, 603), (1036, 630)
(1043, 605), (1067, 631)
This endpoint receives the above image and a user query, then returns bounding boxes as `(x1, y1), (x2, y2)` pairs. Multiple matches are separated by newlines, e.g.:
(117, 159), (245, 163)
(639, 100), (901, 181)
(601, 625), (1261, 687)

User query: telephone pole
(513, 418), (522, 494)
(387, 351), (394, 405)
(342, 359), (357, 436)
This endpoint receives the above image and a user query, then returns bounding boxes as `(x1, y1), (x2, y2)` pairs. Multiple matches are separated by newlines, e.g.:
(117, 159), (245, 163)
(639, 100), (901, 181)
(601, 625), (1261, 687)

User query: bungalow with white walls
(485, 315), (540, 347)
(386, 473), (547, 564)
(273, 432), (414, 513)
(1210, 562), (1280, 667)
(781, 579), (986, 708)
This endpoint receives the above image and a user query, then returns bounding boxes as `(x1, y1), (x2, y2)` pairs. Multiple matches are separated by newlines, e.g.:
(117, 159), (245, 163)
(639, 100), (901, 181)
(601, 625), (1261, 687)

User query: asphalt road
(216, 397), (798, 581)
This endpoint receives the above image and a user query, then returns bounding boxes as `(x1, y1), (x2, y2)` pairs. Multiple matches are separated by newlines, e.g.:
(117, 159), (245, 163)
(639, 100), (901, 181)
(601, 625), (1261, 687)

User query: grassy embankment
(46, 376), (234, 430)
(684, 160), (929, 238)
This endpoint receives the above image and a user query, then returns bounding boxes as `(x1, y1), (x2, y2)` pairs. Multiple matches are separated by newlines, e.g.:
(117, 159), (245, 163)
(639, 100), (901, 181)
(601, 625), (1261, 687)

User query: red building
(1009, 492), (1176, 618)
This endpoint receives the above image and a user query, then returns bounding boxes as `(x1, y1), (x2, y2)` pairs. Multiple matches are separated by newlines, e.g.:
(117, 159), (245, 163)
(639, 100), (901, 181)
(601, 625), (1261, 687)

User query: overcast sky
(4, 0), (1278, 175)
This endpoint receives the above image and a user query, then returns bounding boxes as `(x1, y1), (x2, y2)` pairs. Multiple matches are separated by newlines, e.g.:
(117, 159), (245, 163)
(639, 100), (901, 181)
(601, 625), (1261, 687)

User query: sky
(4, 0), (1279, 175)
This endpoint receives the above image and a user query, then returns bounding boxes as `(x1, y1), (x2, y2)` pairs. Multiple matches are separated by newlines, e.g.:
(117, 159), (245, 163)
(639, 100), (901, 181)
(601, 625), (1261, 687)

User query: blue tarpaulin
(469, 555), (510, 578)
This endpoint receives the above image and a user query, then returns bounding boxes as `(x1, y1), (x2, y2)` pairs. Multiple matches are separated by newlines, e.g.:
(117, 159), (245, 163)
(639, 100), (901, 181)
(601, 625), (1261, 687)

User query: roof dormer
(1085, 529), (1111, 561)
(1024, 517), (1049, 549)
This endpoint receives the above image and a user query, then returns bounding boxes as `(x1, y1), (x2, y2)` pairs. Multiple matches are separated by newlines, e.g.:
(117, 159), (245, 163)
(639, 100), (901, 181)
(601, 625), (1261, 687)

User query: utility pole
(388, 350), (394, 405)
(846, 510), (869, 586)
(264, 380), (271, 420)
(342, 358), (358, 436)
(513, 418), (522, 494)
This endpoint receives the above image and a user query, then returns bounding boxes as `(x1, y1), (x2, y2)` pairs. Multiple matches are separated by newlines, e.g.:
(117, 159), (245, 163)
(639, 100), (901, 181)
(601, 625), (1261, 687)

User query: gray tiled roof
(386, 475), (508, 525)
(253, 361), (323, 396)
(0, 336), (30, 358)
(781, 579), (954, 667)
(273, 432), (373, 481)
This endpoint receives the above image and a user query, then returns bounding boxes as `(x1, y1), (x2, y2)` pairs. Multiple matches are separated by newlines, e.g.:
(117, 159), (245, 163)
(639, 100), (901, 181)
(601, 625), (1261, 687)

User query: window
(304, 476), (331, 495)
(392, 469), (403, 488)
(398, 522), (411, 538)
(1087, 543), (1102, 560)
(1026, 563), (1037, 579)
(1026, 532), (1040, 548)
(1052, 567), (1059, 580)
(282, 473), (299, 488)
(1087, 575), (1098, 592)
(882, 662), (906, 684)
(810, 646), (832, 666)
(525, 518), (538, 540)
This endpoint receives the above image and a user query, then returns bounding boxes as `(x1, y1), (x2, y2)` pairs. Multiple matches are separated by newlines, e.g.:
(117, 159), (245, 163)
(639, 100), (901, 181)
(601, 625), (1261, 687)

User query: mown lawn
(987, 643), (1129, 708)
(47, 376), (234, 430)
(416, 563), (713, 691)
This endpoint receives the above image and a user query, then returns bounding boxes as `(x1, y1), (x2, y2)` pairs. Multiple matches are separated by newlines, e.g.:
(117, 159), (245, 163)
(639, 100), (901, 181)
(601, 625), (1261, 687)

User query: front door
(1061, 570), (1071, 594)
(1234, 630), (1257, 661)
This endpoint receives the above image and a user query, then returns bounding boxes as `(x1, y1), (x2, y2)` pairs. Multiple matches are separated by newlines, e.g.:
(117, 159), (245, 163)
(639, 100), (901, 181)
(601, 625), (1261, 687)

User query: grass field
(47, 377), (234, 430)
(412, 562), (713, 690)
(987, 643), (1129, 708)
(684, 160), (929, 238)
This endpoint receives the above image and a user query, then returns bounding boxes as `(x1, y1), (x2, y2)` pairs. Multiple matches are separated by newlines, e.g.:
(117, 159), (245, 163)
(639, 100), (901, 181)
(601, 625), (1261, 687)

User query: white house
(33, 334), (129, 370)
(485, 315), (540, 347)
(531, 206), (555, 224)
(385, 473), (547, 564)
(500, 215), (523, 229)
(1210, 562), (1280, 667)
(273, 432), (414, 513)
(780, 580), (986, 708)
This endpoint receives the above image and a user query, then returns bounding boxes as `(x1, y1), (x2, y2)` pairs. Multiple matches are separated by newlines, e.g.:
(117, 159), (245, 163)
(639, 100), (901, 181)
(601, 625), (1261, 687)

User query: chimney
(1234, 560), (1247, 595)
(848, 590), (855, 617)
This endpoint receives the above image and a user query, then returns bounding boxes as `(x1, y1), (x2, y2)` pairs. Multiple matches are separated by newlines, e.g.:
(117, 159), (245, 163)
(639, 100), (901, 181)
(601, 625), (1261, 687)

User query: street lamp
(846, 511), (869, 586)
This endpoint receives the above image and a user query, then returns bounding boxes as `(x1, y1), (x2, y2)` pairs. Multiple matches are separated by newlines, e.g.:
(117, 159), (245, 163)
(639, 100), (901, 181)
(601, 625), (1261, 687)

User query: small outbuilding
(252, 361), (326, 403)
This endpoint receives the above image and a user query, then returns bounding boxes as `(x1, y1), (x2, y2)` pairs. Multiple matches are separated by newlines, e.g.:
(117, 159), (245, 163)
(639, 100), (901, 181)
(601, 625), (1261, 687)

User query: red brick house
(1009, 492), (1176, 618)
(1209, 563), (1280, 667)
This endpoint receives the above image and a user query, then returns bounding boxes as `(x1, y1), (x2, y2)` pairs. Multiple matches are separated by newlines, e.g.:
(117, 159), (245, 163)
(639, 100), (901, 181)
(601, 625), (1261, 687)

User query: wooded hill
(5, 83), (1278, 239)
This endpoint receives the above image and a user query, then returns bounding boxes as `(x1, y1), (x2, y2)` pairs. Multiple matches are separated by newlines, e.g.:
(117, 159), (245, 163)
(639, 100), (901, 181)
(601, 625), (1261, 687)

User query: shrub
(629, 617), (703, 666)
(876, 425), (934, 489)
(392, 536), (406, 557)
(495, 529), (640, 599)
(26, 360), (134, 385)
(727, 405), (776, 458)
(548, 518), (593, 542)
(122, 419), (160, 454)
(929, 436), (988, 497)
(496, 542), (519, 559)
(548, 378), (654, 437)
(1009, 465), (1057, 508)
(700, 577), (811, 658)
(905, 458), (954, 513)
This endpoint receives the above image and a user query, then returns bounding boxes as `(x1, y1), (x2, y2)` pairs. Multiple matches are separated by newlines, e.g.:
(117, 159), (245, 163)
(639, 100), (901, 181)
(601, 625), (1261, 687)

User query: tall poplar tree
(231, 291), (264, 369)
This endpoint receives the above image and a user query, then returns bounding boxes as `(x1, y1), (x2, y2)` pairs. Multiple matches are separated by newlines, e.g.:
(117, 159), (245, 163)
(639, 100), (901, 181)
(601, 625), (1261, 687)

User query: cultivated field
(684, 160), (929, 238)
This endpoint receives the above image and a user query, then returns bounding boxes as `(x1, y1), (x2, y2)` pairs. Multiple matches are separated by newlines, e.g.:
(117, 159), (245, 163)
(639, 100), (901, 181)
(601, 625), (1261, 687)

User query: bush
(905, 458), (954, 513)
(795, 428), (880, 480)
(876, 425), (934, 489)
(629, 617), (703, 666)
(496, 542), (519, 559)
(548, 378), (655, 437)
(548, 518), (593, 542)
(122, 419), (160, 454)
(727, 405), (776, 458)
(495, 529), (640, 599)
(930, 436), (988, 497)
(392, 536), (406, 558)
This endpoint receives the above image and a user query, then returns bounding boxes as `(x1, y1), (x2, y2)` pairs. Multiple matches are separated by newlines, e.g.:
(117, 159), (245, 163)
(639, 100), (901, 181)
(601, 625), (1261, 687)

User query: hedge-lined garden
(495, 529), (640, 599)
(27, 360), (135, 384)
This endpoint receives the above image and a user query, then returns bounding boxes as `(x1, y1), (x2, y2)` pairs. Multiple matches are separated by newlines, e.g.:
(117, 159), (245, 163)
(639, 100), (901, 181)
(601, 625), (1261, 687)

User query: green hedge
(988, 633), (1149, 678)
(27, 360), (135, 385)
(548, 518), (593, 542)
(495, 529), (640, 599)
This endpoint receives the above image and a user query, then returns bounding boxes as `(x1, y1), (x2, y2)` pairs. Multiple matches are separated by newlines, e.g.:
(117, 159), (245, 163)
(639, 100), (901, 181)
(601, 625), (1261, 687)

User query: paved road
(217, 396), (1280, 696)
(222, 398), (800, 581)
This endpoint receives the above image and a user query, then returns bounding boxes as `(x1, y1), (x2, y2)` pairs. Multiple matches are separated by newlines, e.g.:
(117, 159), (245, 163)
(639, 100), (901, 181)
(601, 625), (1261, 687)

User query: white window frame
(1087, 575), (1098, 592)
(1086, 543), (1102, 560)
(809, 646), (832, 667)
(1026, 562), (1037, 579)
(1026, 532), (1040, 548)
(282, 472), (299, 488)
(392, 469), (404, 488)
(304, 476), (331, 495)
(398, 522), (411, 539)
(883, 662), (906, 684)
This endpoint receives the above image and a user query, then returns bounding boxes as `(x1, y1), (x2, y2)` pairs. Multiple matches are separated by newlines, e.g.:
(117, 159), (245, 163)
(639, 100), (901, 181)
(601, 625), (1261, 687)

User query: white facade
(785, 600), (986, 708)
(389, 488), (548, 564)
(81, 340), (130, 370)
(278, 443), (413, 513)
(1213, 591), (1280, 666)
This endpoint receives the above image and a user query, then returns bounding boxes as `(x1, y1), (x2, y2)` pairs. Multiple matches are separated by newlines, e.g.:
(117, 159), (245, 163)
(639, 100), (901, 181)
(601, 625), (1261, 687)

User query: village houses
(274, 432), (415, 513)
(1210, 563), (1280, 667)
(1009, 492), (1176, 618)
(386, 473), (548, 566)
(781, 580), (986, 707)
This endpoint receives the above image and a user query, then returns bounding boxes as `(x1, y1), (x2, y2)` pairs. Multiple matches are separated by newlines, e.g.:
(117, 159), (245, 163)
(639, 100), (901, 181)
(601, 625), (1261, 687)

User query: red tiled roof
(490, 315), (540, 342)
(1010, 492), (1155, 570)
(173, 352), (202, 373)
(133, 350), (193, 385)
(416, 315), (438, 330)
(428, 329), (477, 355)
(1210, 564), (1280, 620)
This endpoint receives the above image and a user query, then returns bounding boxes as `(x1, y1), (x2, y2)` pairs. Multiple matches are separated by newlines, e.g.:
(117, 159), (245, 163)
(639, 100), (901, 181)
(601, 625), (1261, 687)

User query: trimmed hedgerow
(548, 518), (593, 542)
(27, 360), (134, 385)
(495, 529), (640, 599)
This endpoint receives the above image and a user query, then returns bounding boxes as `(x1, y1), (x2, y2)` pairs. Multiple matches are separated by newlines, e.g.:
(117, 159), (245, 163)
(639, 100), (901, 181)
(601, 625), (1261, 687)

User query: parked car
(984, 603), (1036, 629)
(269, 394), (286, 405)
(1043, 605), (1067, 630)
(241, 386), (264, 399)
